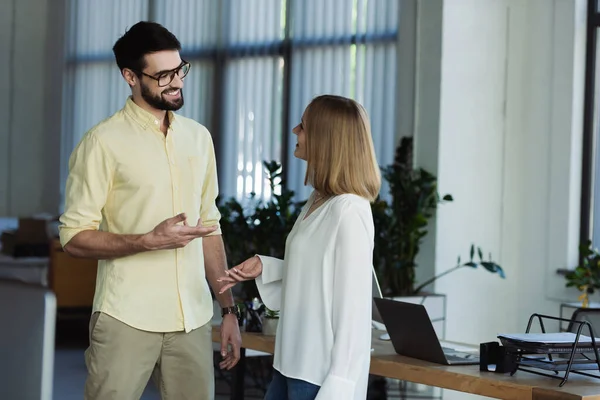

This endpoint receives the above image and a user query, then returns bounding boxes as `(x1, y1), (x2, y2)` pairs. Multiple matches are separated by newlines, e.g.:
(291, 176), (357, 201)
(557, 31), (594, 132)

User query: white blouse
(256, 192), (374, 400)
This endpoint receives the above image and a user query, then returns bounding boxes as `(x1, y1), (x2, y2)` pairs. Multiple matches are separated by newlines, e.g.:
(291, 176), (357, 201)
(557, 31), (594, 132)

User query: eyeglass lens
(158, 63), (190, 87)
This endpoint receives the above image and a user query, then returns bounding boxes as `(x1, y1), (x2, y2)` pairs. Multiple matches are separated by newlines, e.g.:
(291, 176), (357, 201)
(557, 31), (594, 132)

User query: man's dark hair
(113, 21), (181, 73)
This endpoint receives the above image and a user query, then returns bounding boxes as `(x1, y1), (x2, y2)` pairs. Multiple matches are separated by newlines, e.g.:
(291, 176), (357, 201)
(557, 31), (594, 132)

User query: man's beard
(140, 82), (184, 111)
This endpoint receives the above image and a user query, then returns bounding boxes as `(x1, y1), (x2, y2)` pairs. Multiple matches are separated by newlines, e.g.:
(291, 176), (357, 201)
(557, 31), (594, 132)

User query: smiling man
(59, 21), (241, 400)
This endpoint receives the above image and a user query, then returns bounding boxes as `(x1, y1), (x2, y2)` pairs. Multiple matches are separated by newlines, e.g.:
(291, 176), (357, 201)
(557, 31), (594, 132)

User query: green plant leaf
(564, 240), (600, 294)
(495, 265), (506, 279)
(477, 247), (483, 261)
(480, 262), (505, 278)
(464, 262), (477, 268)
(442, 194), (453, 201)
(469, 244), (474, 261)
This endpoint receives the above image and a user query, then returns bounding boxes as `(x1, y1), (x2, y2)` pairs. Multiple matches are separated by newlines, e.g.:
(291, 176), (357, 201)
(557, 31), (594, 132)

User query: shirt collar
(123, 96), (176, 130)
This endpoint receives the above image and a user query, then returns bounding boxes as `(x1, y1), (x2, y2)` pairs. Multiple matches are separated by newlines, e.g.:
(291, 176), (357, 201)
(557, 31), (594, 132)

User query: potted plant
(565, 241), (600, 308)
(218, 161), (304, 302)
(372, 137), (504, 298)
(261, 308), (280, 336)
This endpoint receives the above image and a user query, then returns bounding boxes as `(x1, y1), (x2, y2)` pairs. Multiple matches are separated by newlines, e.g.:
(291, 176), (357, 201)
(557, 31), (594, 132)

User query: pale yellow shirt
(59, 97), (221, 333)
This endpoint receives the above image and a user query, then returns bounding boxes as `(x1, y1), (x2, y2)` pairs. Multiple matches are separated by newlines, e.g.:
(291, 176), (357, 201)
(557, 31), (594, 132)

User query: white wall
(414, 0), (588, 348)
(436, 0), (515, 344)
(411, 1), (588, 398)
(0, 0), (64, 217)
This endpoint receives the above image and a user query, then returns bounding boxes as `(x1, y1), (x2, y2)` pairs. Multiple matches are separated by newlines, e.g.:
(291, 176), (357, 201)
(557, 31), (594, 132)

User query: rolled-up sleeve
(199, 132), (222, 236)
(58, 133), (114, 247)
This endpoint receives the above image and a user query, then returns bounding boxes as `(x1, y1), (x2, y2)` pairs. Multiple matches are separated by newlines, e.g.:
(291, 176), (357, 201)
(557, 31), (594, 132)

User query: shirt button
(154, 120), (159, 125)
(171, 160), (175, 165)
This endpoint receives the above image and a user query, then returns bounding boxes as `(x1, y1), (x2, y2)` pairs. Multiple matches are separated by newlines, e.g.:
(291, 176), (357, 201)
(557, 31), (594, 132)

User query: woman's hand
(217, 255), (263, 294)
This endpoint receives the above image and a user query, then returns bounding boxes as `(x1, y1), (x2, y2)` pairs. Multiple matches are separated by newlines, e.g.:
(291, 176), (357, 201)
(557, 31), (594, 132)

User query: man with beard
(59, 21), (241, 400)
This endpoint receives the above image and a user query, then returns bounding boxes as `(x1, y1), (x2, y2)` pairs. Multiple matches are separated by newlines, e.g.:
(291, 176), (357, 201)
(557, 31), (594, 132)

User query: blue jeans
(264, 369), (320, 400)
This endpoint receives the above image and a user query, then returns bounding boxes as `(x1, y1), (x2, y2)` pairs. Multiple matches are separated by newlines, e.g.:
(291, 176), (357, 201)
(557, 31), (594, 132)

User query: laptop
(371, 268), (384, 327)
(374, 297), (479, 365)
(0, 279), (56, 400)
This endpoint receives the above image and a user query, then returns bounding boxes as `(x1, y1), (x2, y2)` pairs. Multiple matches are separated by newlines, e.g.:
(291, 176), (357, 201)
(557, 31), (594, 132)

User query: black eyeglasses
(136, 60), (191, 87)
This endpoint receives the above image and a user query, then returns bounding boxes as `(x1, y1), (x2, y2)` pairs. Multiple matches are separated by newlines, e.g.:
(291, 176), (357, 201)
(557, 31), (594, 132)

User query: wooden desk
(211, 328), (600, 400)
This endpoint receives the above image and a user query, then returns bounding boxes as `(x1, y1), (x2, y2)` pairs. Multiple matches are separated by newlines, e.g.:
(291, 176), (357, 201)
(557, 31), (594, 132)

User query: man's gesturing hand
(143, 213), (218, 250)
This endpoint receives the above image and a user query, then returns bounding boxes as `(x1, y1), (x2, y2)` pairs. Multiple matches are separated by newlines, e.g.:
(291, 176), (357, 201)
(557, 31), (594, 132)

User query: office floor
(53, 313), (268, 400)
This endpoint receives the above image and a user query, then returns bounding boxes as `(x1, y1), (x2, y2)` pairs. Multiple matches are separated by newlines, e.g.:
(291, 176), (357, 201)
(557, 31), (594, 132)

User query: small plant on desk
(565, 240), (600, 308)
(262, 308), (279, 336)
(265, 308), (279, 320)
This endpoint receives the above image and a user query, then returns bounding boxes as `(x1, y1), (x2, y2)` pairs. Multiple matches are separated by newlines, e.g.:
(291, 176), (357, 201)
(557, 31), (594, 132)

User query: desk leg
(231, 348), (246, 400)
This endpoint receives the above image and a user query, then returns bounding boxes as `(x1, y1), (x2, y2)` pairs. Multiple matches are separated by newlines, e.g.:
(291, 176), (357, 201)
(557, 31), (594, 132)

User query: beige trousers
(84, 312), (214, 400)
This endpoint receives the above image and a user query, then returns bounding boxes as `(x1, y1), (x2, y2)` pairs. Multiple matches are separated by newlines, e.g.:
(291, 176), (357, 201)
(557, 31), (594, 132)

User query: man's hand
(143, 213), (218, 250)
(202, 235), (240, 369)
(217, 255), (263, 294)
(219, 314), (242, 370)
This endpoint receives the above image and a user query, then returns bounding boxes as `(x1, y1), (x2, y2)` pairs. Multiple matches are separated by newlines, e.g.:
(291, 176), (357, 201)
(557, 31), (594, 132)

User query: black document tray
(498, 314), (600, 386)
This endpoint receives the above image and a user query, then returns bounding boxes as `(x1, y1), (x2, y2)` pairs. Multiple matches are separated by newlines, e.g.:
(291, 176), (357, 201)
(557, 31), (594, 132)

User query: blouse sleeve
(316, 206), (374, 400)
(255, 255), (285, 311)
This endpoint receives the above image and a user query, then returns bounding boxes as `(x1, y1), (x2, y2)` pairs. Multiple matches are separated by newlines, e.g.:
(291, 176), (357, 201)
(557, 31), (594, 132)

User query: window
(61, 0), (399, 203)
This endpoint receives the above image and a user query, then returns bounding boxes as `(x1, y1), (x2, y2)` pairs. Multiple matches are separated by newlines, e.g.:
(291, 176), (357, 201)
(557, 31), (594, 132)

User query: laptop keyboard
(442, 347), (478, 361)
(446, 354), (477, 362)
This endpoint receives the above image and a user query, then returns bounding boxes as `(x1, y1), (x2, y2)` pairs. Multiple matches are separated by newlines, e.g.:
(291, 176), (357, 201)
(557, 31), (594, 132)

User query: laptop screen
(372, 268), (384, 324)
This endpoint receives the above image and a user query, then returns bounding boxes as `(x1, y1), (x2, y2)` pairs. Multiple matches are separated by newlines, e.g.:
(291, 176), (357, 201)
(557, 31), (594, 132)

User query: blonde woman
(218, 94), (381, 400)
